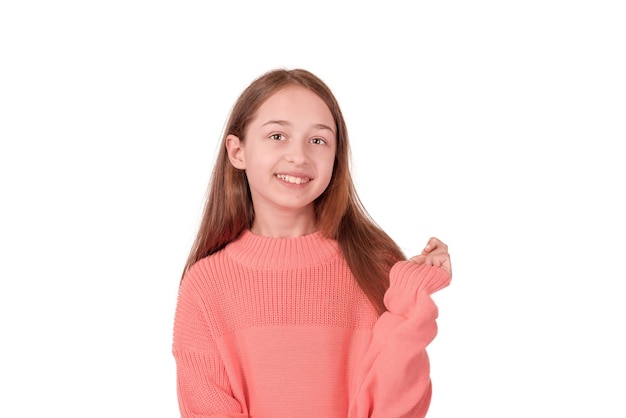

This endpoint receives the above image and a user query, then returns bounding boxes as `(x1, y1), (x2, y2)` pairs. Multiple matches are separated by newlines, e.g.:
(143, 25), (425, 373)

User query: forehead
(252, 86), (334, 124)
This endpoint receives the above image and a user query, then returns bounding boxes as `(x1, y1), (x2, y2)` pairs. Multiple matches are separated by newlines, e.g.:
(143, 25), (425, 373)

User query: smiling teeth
(276, 174), (310, 184)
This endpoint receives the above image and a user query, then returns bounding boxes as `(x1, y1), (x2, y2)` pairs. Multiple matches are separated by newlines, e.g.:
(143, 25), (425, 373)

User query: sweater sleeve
(348, 262), (451, 418)
(172, 271), (247, 418)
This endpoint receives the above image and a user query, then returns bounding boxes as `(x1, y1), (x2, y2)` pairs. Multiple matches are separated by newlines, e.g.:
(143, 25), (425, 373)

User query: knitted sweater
(172, 230), (450, 418)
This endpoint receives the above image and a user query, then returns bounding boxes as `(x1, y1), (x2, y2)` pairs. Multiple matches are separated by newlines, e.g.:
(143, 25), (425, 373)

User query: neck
(251, 207), (317, 238)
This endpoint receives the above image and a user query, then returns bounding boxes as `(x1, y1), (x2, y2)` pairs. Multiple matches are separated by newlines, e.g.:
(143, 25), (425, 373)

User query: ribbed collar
(225, 229), (341, 268)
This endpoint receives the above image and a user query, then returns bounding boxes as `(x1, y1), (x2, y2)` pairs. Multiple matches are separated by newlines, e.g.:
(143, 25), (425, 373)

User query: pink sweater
(172, 230), (450, 417)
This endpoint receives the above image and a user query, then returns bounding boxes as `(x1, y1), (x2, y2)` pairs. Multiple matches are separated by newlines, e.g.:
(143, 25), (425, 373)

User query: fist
(409, 237), (452, 276)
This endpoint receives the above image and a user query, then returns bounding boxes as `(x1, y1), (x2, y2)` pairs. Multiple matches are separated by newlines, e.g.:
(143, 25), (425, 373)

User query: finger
(423, 237), (447, 254)
(410, 254), (452, 277)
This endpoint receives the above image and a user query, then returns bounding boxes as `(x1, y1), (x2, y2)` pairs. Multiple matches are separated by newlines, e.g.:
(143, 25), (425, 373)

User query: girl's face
(226, 86), (336, 224)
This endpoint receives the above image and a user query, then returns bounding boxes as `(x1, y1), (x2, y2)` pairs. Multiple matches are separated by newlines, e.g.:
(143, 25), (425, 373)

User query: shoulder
(179, 249), (232, 299)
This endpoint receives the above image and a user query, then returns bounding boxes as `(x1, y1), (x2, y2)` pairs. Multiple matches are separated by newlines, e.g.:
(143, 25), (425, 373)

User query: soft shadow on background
(1, 1), (624, 417)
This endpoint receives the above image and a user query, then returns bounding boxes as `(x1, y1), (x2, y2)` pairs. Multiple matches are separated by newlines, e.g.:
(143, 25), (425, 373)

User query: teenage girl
(172, 68), (452, 417)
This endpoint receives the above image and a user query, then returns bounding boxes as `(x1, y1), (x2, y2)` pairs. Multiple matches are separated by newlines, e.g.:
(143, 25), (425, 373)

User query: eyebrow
(262, 120), (336, 136)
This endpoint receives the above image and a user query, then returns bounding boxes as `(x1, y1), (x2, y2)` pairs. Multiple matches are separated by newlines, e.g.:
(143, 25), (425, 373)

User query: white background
(1, 1), (624, 417)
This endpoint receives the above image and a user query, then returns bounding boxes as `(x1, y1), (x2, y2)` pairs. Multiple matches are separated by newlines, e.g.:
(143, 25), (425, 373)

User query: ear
(225, 134), (246, 170)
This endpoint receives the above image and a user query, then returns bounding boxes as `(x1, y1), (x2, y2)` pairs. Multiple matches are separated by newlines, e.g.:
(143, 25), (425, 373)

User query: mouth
(275, 173), (312, 185)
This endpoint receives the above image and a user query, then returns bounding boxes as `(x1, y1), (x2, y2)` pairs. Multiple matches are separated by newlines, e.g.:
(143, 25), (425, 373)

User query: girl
(172, 68), (452, 417)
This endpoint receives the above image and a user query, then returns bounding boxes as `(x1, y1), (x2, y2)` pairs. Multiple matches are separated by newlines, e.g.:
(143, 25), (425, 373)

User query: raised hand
(409, 237), (452, 276)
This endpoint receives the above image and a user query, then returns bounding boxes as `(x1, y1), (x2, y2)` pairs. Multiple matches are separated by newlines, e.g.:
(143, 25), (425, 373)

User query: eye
(311, 137), (326, 145)
(269, 133), (285, 141)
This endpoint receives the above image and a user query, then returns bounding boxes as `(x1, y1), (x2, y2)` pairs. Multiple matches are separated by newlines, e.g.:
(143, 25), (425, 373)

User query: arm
(172, 272), (247, 418)
(349, 261), (451, 418)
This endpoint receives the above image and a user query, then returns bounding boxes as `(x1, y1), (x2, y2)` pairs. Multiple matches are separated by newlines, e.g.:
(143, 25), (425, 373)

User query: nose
(285, 139), (309, 165)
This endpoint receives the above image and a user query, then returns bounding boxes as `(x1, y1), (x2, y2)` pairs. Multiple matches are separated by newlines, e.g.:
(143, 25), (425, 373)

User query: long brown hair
(182, 68), (405, 314)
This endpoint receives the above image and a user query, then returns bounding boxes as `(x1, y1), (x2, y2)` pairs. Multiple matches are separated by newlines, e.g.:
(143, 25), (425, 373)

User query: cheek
(320, 157), (336, 186)
(243, 152), (271, 174)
